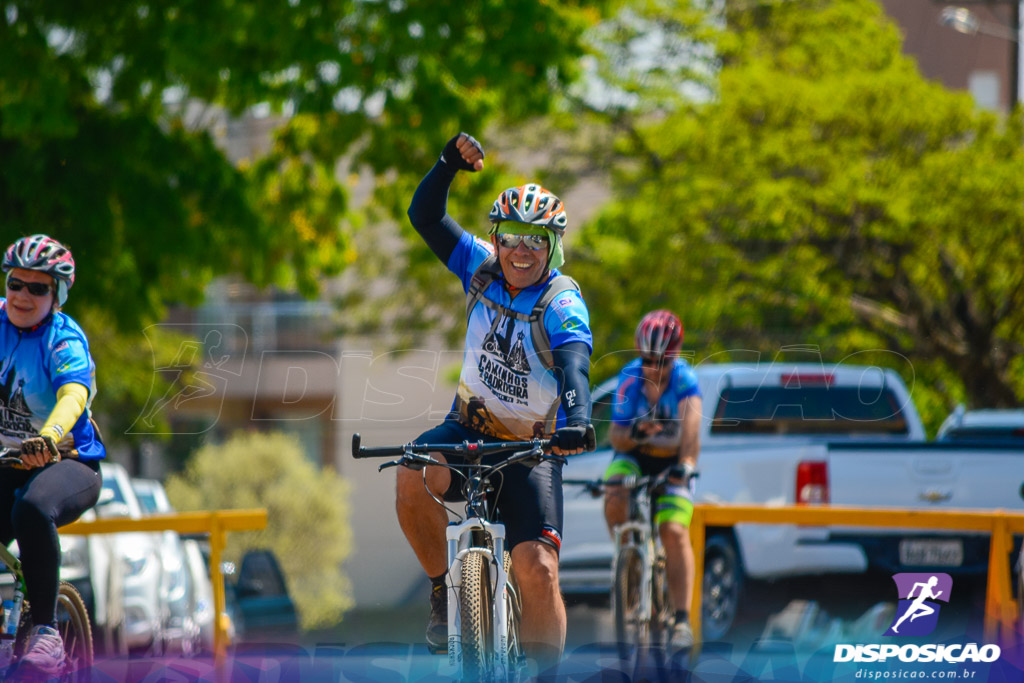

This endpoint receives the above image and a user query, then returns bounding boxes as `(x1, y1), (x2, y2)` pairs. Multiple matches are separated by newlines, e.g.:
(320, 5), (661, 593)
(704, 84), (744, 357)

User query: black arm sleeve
(406, 160), (466, 264)
(552, 341), (592, 426)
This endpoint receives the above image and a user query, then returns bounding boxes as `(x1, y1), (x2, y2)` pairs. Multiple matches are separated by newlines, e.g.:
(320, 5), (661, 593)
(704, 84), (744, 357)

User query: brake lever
(508, 446), (545, 468)
(384, 452), (438, 472)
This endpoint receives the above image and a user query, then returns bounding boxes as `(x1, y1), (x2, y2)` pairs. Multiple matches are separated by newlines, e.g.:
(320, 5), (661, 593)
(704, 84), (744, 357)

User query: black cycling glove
(668, 463), (697, 482)
(440, 133), (484, 172)
(550, 424), (590, 452)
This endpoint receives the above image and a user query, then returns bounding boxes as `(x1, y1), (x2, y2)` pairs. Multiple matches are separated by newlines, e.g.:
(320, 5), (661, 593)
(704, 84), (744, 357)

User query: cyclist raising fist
(603, 310), (703, 651)
(0, 235), (104, 676)
(398, 133), (594, 672)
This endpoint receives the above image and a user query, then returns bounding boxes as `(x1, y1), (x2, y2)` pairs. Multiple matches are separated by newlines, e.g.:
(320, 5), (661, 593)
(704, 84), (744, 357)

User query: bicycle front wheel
(17, 581), (94, 682)
(460, 550), (495, 682)
(613, 545), (648, 660)
(503, 551), (525, 681)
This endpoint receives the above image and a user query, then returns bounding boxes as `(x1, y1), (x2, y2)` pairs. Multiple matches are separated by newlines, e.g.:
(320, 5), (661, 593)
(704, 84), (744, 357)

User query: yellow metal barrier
(60, 509), (267, 673)
(689, 505), (1024, 651)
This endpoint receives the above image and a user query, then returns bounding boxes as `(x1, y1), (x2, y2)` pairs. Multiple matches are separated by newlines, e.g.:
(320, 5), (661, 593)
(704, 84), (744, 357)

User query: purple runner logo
(884, 573), (952, 637)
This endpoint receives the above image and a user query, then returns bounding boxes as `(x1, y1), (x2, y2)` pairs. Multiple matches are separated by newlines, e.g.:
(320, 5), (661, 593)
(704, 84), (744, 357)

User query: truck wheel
(702, 534), (744, 640)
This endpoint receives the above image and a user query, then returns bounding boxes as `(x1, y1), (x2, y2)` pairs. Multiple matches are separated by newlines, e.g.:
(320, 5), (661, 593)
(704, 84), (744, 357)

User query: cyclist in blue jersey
(398, 133), (593, 670)
(603, 310), (703, 650)
(0, 235), (104, 676)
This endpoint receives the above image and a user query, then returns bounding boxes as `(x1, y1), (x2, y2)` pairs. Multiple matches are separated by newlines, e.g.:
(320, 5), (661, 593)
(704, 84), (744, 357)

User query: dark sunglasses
(641, 356), (669, 368)
(6, 277), (53, 297)
(497, 233), (548, 250)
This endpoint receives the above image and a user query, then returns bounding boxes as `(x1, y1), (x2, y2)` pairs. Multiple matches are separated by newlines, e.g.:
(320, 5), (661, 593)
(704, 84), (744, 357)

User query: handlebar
(0, 447), (24, 469)
(351, 424), (596, 461)
(565, 465), (699, 497)
(0, 446), (69, 469)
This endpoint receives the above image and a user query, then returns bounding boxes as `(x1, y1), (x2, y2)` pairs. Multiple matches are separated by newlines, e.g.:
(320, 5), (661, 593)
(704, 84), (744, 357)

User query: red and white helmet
(635, 309), (683, 359)
(489, 184), (568, 235)
(3, 234), (76, 306)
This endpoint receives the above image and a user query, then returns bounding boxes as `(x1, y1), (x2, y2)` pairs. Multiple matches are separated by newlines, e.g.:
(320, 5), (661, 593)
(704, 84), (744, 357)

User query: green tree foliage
(1, 0), (613, 329)
(573, 0), (1024, 431)
(1, 0), (617, 444)
(77, 308), (199, 440)
(165, 431), (352, 629)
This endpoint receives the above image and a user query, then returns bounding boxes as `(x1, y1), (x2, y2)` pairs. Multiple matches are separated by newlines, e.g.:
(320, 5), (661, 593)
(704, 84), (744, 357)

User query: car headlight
(167, 566), (187, 600)
(123, 550), (151, 578)
(60, 540), (89, 572)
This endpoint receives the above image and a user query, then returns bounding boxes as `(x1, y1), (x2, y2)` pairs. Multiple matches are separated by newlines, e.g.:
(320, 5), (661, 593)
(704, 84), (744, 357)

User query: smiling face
(5, 268), (55, 328)
(492, 227), (551, 290)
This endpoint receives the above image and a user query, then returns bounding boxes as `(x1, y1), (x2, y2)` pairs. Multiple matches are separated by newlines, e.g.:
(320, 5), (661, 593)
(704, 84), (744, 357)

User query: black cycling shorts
(415, 419), (564, 553)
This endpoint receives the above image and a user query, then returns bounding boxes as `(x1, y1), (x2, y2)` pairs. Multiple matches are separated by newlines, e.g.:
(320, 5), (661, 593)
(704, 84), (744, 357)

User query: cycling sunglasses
(496, 233), (549, 251)
(641, 356), (669, 369)
(6, 276), (53, 297)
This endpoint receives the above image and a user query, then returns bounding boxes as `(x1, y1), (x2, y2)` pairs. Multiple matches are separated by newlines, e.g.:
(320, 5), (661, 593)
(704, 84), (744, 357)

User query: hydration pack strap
(465, 255), (580, 370)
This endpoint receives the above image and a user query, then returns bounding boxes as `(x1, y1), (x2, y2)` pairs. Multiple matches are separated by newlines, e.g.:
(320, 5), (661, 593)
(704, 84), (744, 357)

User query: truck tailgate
(828, 442), (1024, 510)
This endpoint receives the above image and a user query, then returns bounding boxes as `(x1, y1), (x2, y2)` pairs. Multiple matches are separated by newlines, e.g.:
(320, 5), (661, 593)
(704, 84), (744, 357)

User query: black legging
(0, 458), (101, 626)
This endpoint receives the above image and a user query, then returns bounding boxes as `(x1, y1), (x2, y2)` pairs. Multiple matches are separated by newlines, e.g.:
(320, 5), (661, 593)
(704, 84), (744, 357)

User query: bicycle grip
(351, 433), (408, 458)
(584, 424), (597, 452)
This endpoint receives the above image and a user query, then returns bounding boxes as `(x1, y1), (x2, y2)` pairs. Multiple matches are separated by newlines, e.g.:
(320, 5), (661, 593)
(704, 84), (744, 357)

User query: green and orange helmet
(488, 184), (568, 236)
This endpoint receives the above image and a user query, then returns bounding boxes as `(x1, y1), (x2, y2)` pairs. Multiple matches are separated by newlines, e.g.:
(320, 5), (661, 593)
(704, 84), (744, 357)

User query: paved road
(83, 574), (1011, 682)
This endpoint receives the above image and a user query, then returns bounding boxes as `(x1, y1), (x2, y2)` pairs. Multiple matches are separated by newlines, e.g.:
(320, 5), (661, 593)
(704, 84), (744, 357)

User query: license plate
(899, 539), (963, 567)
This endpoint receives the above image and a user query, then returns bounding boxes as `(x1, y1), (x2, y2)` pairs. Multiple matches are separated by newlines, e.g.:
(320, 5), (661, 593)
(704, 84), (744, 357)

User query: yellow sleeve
(40, 382), (89, 444)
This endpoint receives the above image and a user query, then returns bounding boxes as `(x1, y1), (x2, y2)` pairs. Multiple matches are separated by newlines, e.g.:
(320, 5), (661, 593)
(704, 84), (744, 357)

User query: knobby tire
(613, 545), (647, 660)
(460, 550), (495, 682)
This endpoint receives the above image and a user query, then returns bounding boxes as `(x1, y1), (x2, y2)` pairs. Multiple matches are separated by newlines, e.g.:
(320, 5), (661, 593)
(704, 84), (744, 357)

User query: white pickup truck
(560, 361), (1024, 639)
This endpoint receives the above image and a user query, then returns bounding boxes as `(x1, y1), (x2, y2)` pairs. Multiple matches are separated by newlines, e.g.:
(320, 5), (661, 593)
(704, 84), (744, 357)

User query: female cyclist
(0, 234), (104, 675)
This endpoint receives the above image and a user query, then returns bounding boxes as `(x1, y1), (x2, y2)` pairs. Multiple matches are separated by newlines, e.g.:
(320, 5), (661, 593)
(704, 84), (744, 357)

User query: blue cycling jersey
(446, 232), (592, 440)
(611, 357), (701, 458)
(0, 300), (105, 459)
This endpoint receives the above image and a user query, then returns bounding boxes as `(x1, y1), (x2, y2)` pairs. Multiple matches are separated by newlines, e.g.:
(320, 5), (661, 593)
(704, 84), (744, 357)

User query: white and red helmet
(489, 184), (568, 236)
(635, 309), (683, 359)
(3, 234), (76, 305)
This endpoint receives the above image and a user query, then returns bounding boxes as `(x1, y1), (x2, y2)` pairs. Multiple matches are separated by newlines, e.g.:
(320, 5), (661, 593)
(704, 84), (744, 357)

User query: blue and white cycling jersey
(0, 300), (105, 459)
(446, 232), (592, 440)
(612, 357), (701, 458)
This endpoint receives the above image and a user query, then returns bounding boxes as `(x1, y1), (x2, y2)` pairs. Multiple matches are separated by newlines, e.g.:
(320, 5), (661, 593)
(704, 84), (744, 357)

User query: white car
(937, 405), (1024, 442)
(132, 477), (213, 655)
(98, 462), (166, 653)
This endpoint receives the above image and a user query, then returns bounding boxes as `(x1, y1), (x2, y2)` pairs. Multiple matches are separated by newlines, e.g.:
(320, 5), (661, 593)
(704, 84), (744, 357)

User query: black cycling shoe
(426, 584), (448, 653)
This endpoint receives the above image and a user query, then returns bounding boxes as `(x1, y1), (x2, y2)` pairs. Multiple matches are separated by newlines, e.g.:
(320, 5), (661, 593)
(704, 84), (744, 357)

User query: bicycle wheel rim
(57, 582), (93, 682)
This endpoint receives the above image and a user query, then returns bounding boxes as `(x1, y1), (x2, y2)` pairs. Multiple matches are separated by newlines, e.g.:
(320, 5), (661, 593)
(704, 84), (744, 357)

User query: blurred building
(882, 0), (1021, 111)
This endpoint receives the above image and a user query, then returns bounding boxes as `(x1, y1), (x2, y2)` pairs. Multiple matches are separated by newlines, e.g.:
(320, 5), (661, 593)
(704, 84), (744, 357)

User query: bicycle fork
(445, 517), (512, 677)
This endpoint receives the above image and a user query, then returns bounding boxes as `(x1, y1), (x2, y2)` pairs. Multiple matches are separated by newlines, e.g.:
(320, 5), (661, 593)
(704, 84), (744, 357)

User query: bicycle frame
(353, 428), (595, 680)
(0, 543), (26, 652)
(610, 480), (661, 640)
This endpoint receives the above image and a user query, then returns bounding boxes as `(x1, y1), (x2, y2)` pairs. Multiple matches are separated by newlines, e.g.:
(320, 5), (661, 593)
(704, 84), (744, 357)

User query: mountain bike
(0, 449), (94, 681)
(565, 467), (694, 660)
(353, 427), (594, 683)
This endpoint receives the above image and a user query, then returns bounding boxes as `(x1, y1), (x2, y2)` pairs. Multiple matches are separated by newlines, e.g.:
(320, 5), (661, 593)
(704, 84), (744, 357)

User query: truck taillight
(796, 461), (829, 505)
